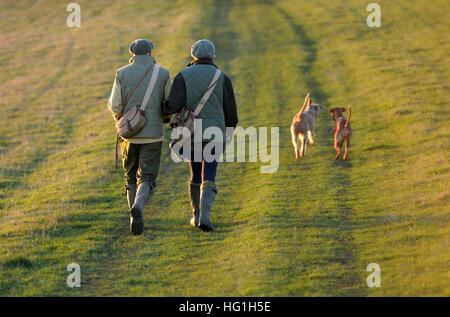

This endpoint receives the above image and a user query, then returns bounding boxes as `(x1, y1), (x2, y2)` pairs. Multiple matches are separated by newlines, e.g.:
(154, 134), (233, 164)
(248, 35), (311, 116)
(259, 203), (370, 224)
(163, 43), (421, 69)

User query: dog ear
(312, 104), (323, 111)
(339, 107), (346, 112)
(329, 108), (335, 120)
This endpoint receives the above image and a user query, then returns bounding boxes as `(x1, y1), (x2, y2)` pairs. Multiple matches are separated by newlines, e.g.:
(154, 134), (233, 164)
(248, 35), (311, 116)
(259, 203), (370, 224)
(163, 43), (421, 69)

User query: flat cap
(129, 39), (154, 55)
(191, 39), (216, 59)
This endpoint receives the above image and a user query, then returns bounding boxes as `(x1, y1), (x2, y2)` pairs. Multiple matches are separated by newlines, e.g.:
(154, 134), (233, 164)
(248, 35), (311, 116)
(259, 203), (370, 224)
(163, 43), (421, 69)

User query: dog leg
(334, 138), (341, 160)
(307, 130), (315, 146)
(343, 138), (350, 160)
(299, 134), (306, 157)
(292, 133), (299, 159)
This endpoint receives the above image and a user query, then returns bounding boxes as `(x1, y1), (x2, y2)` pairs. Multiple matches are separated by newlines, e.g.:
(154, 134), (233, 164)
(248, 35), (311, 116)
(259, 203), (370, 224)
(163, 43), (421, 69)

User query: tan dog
(291, 93), (323, 158)
(329, 106), (352, 160)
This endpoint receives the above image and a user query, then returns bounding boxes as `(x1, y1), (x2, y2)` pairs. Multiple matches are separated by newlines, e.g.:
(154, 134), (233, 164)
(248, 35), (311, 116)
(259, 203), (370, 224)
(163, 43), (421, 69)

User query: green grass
(0, 0), (448, 296)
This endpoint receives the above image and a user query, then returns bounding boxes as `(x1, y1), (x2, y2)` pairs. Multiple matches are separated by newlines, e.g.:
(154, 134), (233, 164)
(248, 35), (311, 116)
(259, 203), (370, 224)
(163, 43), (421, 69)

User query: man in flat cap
(163, 39), (238, 232)
(108, 39), (172, 235)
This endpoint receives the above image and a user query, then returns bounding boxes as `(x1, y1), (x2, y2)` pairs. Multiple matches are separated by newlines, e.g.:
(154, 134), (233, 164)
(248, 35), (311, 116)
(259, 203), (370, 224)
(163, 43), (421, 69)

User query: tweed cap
(191, 39), (216, 59)
(129, 39), (154, 55)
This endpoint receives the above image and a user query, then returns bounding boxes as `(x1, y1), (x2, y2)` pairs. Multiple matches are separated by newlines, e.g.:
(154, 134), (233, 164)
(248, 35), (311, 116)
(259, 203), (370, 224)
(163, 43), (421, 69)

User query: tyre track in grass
(189, 0), (284, 294)
(219, 1), (319, 294)
(274, 5), (365, 295)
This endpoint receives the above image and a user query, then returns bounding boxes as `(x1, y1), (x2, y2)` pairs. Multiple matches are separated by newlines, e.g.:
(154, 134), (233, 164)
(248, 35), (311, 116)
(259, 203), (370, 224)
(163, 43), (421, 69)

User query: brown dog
(329, 106), (352, 160)
(291, 93), (323, 158)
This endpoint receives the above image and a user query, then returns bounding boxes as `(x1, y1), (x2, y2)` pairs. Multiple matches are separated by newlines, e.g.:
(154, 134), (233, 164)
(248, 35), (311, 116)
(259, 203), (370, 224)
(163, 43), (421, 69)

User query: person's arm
(108, 73), (123, 121)
(163, 75), (173, 101)
(223, 74), (238, 128)
(163, 73), (186, 115)
(161, 75), (173, 123)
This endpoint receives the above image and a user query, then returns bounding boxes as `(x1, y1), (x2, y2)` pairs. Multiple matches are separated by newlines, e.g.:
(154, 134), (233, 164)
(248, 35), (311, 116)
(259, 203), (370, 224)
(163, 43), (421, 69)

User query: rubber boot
(126, 184), (137, 210)
(198, 181), (217, 232)
(188, 181), (201, 227)
(130, 182), (153, 235)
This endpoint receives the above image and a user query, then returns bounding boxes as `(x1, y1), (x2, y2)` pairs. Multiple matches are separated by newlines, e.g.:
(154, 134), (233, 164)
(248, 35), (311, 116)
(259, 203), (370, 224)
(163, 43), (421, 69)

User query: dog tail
(299, 92), (310, 115)
(344, 105), (351, 128)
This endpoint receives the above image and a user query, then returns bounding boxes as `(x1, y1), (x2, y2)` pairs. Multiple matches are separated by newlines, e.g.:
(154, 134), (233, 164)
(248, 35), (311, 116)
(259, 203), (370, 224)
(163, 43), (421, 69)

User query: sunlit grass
(0, 0), (448, 296)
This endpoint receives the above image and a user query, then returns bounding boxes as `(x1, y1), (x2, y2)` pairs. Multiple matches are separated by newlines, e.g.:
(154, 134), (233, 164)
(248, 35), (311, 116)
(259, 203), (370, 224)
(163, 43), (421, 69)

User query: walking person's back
(163, 39), (238, 231)
(108, 39), (172, 235)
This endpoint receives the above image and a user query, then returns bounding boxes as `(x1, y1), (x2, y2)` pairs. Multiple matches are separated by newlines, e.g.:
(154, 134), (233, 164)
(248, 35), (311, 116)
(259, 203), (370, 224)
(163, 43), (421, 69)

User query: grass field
(0, 0), (449, 296)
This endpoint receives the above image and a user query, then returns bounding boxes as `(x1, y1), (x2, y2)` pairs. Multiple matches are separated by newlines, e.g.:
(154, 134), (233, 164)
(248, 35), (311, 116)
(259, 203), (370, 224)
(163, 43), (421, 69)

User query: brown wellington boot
(188, 181), (201, 227)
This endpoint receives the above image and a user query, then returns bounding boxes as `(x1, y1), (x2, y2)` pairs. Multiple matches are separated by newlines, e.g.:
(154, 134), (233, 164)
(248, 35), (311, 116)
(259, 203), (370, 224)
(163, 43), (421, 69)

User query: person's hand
(162, 114), (172, 124)
(161, 100), (172, 123)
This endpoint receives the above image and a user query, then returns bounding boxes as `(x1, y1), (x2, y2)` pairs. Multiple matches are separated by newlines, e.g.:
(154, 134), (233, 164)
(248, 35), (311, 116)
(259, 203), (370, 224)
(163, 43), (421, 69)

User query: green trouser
(122, 141), (163, 189)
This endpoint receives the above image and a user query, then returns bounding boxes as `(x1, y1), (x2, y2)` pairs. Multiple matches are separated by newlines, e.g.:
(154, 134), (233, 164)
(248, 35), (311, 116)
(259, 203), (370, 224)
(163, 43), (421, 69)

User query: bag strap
(193, 69), (222, 116)
(118, 62), (154, 119)
(140, 65), (160, 111)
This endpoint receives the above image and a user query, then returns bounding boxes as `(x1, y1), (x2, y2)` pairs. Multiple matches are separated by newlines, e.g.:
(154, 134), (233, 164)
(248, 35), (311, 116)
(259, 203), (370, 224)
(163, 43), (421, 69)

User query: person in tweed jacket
(108, 39), (172, 235)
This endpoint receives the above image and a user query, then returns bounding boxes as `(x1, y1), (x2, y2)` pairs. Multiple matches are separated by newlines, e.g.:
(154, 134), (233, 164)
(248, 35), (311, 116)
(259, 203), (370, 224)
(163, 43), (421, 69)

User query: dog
(329, 105), (352, 160)
(291, 93), (323, 158)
